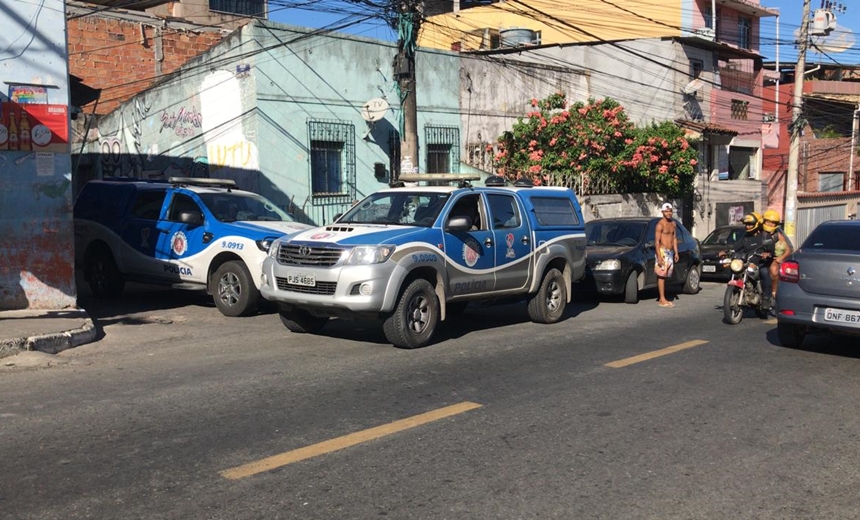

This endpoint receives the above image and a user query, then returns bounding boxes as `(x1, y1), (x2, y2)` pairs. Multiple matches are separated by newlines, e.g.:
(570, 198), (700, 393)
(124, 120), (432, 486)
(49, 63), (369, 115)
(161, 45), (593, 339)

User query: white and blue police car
(74, 177), (311, 316)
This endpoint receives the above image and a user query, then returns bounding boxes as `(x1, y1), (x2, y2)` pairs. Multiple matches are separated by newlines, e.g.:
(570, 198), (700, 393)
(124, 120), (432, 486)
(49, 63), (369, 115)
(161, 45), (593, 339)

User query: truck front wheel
(212, 260), (259, 317)
(383, 278), (439, 349)
(527, 268), (567, 324)
(86, 247), (125, 298)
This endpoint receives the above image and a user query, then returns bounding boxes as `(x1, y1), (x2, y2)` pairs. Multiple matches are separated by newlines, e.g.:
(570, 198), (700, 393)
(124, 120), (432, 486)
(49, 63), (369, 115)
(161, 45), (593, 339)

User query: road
(2, 282), (860, 519)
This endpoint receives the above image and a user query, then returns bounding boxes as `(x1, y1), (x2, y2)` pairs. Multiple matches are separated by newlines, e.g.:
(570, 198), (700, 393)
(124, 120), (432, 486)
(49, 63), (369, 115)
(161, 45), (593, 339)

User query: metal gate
(796, 204), (845, 247)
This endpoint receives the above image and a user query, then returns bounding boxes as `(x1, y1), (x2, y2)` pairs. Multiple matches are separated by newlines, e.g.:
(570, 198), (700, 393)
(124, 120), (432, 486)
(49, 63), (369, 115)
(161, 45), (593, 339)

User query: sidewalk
(0, 308), (97, 360)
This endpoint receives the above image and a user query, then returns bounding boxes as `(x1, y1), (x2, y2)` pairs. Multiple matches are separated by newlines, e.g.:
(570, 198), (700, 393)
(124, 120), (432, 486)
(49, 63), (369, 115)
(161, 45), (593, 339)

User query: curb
(0, 319), (98, 358)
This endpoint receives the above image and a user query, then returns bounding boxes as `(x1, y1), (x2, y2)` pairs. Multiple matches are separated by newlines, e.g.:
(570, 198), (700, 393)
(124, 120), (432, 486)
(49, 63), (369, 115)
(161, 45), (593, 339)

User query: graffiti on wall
(160, 106), (203, 138)
(207, 139), (259, 172)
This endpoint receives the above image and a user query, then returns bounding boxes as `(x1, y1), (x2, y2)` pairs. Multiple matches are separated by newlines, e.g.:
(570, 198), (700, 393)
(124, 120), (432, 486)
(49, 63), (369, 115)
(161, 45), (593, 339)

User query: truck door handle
(484, 237), (493, 248)
(521, 236), (529, 245)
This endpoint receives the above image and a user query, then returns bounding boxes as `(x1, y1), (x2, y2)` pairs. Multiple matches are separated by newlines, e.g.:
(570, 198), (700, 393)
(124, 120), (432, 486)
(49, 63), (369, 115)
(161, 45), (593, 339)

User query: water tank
(500, 28), (537, 48)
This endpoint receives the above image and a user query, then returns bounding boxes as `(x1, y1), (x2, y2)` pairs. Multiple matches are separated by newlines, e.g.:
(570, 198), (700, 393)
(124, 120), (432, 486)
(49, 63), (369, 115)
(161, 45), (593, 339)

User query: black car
(700, 225), (746, 280)
(583, 217), (702, 303)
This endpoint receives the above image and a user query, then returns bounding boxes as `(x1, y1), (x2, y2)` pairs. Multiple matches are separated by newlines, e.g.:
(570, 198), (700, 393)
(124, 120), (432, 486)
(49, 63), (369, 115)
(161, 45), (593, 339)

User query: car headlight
(257, 237), (278, 253)
(730, 258), (744, 273)
(265, 239), (281, 258)
(345, 245), (395, 265)
(594, 259), (621, 270)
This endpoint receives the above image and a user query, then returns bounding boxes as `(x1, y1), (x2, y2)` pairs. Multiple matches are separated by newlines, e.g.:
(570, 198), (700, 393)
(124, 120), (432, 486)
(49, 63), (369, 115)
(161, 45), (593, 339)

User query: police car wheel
(527, 267), (566, 324)
(384, 278), (439, 349)
(212, 261), (259, 317)
(86, 247), (125, 298)
(279, 308), (329, 333)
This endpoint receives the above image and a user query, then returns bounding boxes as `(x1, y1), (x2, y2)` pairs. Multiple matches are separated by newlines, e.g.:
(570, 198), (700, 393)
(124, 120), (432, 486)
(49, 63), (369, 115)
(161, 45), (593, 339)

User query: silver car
(776, 220), (860, 348)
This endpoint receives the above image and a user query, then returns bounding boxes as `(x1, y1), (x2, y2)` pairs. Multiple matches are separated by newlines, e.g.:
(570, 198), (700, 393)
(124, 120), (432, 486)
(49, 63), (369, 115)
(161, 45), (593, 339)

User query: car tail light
(779, 309), (796, 316)
(779, 260), (800, 283)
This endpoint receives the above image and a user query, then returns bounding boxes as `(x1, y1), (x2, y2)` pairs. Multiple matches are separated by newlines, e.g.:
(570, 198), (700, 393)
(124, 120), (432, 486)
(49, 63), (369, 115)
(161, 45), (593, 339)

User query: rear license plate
(287, 273), (316, 287)
(702, 265), (716, 273)
(824, 308), (860, 326)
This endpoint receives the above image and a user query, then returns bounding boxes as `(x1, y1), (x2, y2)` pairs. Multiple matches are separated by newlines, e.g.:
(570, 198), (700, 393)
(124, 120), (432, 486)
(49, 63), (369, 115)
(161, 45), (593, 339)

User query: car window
(167, 193), (202, 222)
(198, 192), (296, 223)
(131, 191), (167, 220)
(703, 228), (731, 245)
(487, 194), (521, 229)
(802, 223), (860, 251)
(586, 221), (646, 246)
(531, 197), (580, 226)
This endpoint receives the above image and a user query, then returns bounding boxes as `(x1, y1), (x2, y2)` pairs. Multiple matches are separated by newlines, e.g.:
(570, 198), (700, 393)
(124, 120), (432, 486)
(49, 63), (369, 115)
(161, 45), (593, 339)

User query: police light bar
(169, 177), (237, 189)
(398, 174), (481, 183)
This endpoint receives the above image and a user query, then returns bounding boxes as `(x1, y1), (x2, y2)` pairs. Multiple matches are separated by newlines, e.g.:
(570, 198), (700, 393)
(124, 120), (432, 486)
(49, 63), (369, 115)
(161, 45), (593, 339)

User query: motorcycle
(723, 244), (772, 324)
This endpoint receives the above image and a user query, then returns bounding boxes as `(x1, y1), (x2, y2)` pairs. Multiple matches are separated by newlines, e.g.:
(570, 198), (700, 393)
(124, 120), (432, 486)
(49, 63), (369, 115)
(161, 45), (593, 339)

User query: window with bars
(719, 59), (755, 95)
(737, 17), (751, 49)
(425, 125), (460, 174)
(308, 120), (355, 198)
(731, 99), (749, 120)
(209, 0), (264, 16)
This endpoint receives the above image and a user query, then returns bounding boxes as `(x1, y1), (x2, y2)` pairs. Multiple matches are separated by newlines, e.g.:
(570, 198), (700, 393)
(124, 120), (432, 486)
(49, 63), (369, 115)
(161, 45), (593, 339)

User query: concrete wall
(0, 0), (76, 310)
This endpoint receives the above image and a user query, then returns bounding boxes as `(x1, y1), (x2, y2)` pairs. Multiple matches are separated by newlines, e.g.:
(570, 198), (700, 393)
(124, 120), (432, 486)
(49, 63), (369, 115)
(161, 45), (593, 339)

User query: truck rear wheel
(527, 268), (567, 323)
(383, 278), (439, 349)
(279, 308), (329, 333)
(86, 247), (125, 298)
(212, 260), (259, 317)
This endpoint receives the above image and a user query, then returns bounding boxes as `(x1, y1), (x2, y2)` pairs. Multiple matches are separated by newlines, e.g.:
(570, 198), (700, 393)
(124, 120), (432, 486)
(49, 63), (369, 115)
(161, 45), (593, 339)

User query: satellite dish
(361, 97), (390, 122)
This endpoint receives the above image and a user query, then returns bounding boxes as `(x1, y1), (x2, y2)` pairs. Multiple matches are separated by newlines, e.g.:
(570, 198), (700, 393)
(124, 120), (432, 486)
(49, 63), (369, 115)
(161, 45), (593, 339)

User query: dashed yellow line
(605, 340), (709, 368)
(220, 401), (483, 480)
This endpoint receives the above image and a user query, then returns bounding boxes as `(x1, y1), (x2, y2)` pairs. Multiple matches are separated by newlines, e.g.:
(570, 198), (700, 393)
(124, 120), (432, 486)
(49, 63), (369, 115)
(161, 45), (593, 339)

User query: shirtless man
(655, 203), (679, 307)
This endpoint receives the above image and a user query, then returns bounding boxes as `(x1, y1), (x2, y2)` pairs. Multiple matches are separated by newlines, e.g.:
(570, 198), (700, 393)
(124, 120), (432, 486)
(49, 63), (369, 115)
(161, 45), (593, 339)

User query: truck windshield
(198, 192), (296, 223)
(338, 192), (450, 226)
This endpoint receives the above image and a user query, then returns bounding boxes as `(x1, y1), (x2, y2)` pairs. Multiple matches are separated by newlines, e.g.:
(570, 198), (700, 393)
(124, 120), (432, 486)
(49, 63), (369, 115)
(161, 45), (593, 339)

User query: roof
(674, 119), (739, 136)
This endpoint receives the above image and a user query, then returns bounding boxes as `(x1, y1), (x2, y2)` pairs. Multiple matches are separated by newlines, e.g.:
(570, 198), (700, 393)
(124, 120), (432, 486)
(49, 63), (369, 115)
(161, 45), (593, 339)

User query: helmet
(742, 212), (762, 235)
(763, 209), (781, 233)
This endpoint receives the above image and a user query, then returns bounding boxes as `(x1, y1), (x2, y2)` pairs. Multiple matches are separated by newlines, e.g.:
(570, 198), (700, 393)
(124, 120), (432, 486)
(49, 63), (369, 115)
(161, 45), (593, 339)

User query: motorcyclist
(762, 209), (793, 303)
(730, 212), (775, 307)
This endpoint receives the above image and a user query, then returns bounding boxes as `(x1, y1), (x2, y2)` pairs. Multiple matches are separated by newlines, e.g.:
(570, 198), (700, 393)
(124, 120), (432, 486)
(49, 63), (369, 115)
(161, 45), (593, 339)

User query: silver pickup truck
(260, 175), (587, 348)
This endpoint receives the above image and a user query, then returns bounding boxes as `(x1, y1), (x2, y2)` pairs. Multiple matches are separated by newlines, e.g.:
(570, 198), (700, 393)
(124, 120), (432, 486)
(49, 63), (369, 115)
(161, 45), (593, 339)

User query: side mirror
(643, 240), (655, 251)
(446, 216), (472, 232)
(179, 210), (204, 226)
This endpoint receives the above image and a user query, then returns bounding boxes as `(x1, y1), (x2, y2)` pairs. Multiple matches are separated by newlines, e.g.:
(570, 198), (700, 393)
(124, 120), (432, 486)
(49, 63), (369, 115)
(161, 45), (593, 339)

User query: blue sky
(268, 0), (860, 66)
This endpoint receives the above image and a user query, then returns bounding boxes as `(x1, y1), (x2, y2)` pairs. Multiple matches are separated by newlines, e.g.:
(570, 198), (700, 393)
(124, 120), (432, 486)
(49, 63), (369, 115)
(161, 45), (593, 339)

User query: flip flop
(658, 302), (675, 308)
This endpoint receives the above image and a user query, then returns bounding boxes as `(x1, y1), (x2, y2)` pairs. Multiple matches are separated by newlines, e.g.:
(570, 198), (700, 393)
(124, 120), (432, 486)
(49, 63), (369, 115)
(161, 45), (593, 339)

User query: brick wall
(68, 16), (225, 115)
(801, 137), (855, 192)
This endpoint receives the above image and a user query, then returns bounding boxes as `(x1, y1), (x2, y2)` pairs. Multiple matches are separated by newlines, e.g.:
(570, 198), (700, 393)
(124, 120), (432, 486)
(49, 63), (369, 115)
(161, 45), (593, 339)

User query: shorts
(655, 248), (674, 278)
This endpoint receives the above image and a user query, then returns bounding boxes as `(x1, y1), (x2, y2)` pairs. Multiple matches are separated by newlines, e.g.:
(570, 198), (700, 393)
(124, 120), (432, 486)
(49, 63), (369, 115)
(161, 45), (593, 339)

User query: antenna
(360, 97), (390, 123)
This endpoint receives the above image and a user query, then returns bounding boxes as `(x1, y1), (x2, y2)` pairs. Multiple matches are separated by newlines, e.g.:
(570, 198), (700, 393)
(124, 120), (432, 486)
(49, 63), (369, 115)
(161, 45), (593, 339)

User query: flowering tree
(491, 93), (699, 197)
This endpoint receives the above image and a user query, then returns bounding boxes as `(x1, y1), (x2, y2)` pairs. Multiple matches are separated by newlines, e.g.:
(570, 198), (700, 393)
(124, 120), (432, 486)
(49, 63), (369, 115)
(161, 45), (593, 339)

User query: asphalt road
(2, 282), (860, 519)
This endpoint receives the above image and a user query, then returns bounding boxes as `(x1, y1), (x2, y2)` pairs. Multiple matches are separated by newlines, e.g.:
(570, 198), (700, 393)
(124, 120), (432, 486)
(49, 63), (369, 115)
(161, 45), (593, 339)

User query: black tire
(723, 285), (744, 325)
(279, 308), (329, 333)
(86, 247), (125, 298)
(623, 271), (639, 304)
(527, 268), (567, 324)
(683, 264), (701, 294)
(212, 260), (259, 317)
(383, 278), (439, 349)
(777, 322), (806, 348)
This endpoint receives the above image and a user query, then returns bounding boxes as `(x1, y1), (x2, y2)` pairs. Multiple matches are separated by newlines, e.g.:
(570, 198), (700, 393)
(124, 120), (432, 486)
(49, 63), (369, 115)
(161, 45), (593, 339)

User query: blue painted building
(0, 0), (76, 310)
(82, 21), (464, 226)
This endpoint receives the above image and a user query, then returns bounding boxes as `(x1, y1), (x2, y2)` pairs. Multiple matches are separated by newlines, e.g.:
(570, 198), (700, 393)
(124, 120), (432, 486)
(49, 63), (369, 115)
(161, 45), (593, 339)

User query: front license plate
(287, 273), (316, 287)
(702, 265), (716, 273)
(824, 307), (860, 326)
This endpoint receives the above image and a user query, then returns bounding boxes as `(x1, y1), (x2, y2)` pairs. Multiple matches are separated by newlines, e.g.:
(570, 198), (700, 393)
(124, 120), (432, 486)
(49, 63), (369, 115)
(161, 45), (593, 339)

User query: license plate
(702, 265), (716, 273)
(287, 273), (316, 287)
(824, 308), (860, 325)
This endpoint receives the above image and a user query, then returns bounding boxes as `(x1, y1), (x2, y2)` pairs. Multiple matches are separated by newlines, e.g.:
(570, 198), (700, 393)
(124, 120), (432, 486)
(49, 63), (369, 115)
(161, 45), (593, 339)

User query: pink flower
(614, 131), (622, 138)
(578, 108), (587, 116)
(529, 150), (543, 161)
(531, 98), (538, 107)
(528, 164), (542, 173)
(549, 138), (558, 146)
(690, 159), (698, 166)
(659, 165), (669, 173)
(625, 139), (634, 145)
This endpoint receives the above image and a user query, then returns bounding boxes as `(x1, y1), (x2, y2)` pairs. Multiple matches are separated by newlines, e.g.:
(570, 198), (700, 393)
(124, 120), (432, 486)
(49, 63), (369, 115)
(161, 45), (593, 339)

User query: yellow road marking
(220, 401), (483, 480)
(605, 340), (709, 368)
(765, 318), (777, 325)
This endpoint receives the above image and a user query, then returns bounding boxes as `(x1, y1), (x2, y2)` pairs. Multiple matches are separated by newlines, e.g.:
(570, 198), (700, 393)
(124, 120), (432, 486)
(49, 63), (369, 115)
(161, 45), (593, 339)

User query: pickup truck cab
(74, 177), (310, 316)
(260, 174), (587, 348)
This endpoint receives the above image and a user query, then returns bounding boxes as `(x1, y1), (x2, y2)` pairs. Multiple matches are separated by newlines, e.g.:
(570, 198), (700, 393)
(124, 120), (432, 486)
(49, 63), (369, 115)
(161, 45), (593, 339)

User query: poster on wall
(9, 85), (49, 104)
(0, 102), (68, 153)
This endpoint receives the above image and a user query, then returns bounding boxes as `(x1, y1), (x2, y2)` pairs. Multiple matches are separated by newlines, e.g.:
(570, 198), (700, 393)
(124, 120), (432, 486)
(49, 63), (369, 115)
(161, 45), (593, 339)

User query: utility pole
(783, 0), (812, 245)
(392, 0), (422, 182)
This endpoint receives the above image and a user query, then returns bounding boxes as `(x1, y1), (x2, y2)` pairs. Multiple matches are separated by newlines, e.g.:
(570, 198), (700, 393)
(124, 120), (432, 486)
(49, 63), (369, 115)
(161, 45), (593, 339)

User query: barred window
(425, 125), (460, 174)
(308, 120), (355, 198)
(209, 0), (264, 16)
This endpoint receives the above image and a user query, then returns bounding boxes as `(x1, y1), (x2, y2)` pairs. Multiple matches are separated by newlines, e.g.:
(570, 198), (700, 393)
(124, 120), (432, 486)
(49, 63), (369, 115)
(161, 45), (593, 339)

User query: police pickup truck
(74, 177), (310, 316)
(260, 174), (587, 348)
